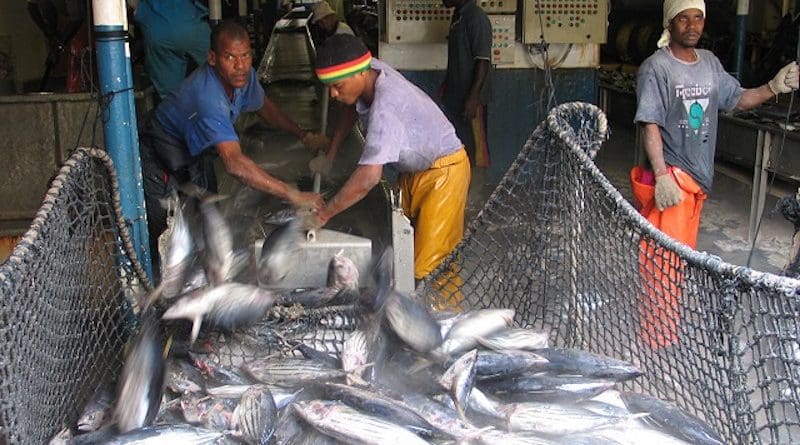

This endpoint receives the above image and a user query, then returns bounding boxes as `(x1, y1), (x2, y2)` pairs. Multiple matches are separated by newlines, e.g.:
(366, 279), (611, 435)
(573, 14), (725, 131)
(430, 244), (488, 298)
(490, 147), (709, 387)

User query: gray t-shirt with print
(635, 47), (743, 192)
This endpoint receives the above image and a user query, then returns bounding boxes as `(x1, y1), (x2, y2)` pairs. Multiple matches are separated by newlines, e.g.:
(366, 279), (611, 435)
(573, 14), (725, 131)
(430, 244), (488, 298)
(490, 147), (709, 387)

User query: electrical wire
(745, 28), (800, 268)
(531, 0), (558, 118)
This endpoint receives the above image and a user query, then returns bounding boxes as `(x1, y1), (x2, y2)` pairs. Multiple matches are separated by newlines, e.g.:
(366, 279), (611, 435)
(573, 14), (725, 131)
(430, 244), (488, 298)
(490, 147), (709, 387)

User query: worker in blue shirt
(139, 20), (328, 269)
(133, 0), (211, 99)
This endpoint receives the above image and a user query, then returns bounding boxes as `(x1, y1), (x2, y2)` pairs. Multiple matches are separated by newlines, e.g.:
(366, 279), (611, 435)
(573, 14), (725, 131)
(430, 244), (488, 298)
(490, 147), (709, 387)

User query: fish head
(327, 252), (360, 290)
(76, 408), (106, 432)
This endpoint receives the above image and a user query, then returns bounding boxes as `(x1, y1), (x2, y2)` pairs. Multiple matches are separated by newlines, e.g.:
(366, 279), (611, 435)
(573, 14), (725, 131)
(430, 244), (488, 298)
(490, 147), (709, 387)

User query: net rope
(0, 147), (149, 444)
(420, 101), (800, 444)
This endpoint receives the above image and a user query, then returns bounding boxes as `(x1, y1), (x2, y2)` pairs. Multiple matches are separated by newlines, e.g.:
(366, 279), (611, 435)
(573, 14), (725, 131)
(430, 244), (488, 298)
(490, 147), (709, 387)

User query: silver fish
(235, 385), (278, 445)
(279, 287), (340, 308)
(439, 349), (478, 421)
(159, 192), (194, 301)
(434, 309), (515, 358)
(292, 400), (432, 445)
(274, 409), (304, 445)
(114, 316), (165, 434)
(102, 424), (226, 444)
(476, 328), (550, 352)
(399, 393), (482, 441)
(76, 385), (114, 432)
(502, 401), (625, 435)
(567, 420), (694, 445)
(481, 374), (617, 403)
(533, 348), (643, 382)
(384, 291), (442, 354)
(243, 357), (345, 386)
(165, 359), (205, 395)
(189, 352), (252, 385)
(257, 219), (303, 285)
(179, 393), (237, 430)
(463, 350), (549, 378)
(341, 329), (369, 384)
(321, 383), (434, 436)
(620, 391), (724, 445)
(326, 251), (359, 291)
(161, 283), (275, 343)
(200, 195), (235, 285)
(478, 430), (559, 445)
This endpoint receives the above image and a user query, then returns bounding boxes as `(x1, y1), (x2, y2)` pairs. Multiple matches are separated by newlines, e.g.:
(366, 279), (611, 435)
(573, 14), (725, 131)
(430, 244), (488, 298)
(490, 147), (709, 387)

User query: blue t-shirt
(356, 59), (463, 172)
(154, 64), (265, 156)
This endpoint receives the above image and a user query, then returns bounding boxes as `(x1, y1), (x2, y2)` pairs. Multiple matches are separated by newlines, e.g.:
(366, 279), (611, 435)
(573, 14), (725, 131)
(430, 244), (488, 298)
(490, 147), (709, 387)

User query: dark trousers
(138, 115), (217, 274)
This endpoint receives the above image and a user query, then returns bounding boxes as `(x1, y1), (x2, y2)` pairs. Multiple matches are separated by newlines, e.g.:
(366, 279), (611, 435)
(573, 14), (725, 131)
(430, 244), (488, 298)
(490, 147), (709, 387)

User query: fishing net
(191, 304), (365, 369)
(420, 101), (800, 444)
(0, 147), (149, 444)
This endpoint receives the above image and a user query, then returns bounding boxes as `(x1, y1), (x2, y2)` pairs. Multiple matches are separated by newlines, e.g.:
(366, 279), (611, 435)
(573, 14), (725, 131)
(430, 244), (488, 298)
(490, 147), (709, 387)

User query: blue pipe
(94, 23), (154, 281)
(733, 0), (749, 80)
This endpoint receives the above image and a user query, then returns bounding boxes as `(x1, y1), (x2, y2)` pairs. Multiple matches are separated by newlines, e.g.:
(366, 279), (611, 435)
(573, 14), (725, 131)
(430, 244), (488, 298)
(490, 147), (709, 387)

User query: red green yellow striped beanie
(314, 34), (372, 84)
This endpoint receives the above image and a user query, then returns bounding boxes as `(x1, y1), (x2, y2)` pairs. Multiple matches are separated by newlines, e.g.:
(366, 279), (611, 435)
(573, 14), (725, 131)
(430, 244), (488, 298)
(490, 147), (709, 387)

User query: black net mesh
(420, 102), (800, 444)
(0, 147), (149, 445)
(191, 304), (365, 369)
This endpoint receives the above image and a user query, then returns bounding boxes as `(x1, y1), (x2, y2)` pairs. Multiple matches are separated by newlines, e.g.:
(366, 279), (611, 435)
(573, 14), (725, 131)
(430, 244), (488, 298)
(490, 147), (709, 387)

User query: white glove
(654, 173), (683, 211)
(302, 132), (330, 154)
(768, 62), (800, 95)
(309, 154), (333, 177)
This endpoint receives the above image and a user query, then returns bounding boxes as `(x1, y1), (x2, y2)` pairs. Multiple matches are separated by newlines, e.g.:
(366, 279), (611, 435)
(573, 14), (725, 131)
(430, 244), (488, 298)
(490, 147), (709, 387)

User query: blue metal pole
(93, 0), (154, 281)
(733, 0), (749, 80)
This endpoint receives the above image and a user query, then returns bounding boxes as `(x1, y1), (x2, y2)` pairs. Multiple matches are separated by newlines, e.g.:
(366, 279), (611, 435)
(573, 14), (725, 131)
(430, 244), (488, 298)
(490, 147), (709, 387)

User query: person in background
(132, 0), (212, 100)
(631, 0), (799, 349)
(310, 1), (354, 45)
(27, 0), (86, 92)
(138, 20), (328, 270)
(310, 34), (470, 303)
(440, 0), (492, 168)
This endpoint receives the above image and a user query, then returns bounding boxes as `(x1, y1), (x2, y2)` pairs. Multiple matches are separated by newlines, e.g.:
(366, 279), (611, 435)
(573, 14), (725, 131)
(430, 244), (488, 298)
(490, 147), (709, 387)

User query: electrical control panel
(522, 0), (608, 44)
(478, 0), (516, 14)
(384, 0), (452, 43)
(490, 14), (515, 65)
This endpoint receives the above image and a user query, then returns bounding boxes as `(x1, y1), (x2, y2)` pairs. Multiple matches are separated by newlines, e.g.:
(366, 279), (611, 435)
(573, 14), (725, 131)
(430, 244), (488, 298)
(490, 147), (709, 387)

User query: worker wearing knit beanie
(311, 35), (471, 301)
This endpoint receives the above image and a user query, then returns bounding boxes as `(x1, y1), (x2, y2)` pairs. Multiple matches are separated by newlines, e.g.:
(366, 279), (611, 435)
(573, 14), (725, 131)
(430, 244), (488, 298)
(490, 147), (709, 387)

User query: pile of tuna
(48, 192), (725, 445)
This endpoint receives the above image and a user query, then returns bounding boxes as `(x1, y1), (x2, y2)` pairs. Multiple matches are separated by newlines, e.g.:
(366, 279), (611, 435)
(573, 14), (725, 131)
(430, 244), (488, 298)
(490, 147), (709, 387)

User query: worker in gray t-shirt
(632, 0), (798, 351)
(632, 0), (798, 250)
(310, 35), (470, 293)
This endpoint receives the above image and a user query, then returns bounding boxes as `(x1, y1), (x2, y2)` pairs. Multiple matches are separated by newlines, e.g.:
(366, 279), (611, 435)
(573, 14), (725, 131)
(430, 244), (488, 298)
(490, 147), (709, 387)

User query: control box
(490, 14), (515, 65)
(478, 0), (516, 13)
(522, 0), (608, 44)
(384, 0), (452, 43)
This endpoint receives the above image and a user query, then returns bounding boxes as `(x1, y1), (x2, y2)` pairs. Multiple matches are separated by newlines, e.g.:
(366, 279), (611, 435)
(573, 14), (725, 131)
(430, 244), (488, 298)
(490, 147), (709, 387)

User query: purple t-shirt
(155, 64), (265, 156)
(356, 59), (463, 172)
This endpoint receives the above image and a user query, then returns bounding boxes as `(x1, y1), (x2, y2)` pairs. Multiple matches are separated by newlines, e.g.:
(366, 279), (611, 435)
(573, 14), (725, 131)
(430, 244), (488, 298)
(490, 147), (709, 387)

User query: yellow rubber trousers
(400, 148), (471, 306)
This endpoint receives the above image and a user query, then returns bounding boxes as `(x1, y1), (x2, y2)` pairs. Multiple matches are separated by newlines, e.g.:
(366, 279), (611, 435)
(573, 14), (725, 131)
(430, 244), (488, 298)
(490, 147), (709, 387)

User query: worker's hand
(309, 154), (333, 178)
(287, 188), (324, 212)
(769, 62), (800, 95)
(463, 95), (480, 121)
(654, 172), (683, 211)
(302, 132), (330, 154)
